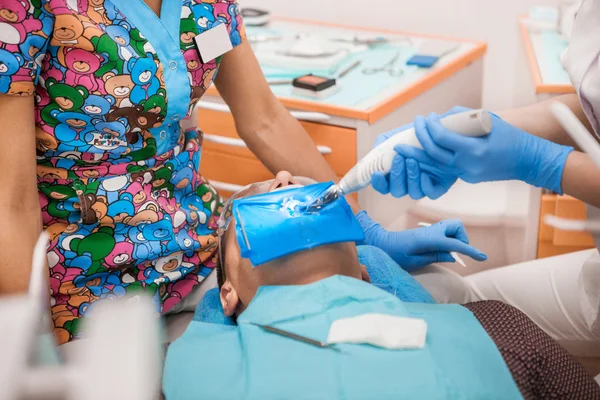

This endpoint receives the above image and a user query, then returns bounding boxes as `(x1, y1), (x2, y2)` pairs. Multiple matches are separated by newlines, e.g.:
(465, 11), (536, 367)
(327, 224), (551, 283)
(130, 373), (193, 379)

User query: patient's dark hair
(216, 227), (228, 288)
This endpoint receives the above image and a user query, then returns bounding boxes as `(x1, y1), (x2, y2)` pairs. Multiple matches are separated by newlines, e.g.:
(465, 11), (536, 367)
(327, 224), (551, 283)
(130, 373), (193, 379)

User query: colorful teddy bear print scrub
(0, 0), (245, 344)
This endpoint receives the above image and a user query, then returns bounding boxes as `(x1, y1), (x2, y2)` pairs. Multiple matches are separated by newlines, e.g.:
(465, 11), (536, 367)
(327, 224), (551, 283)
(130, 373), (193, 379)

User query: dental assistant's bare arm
(560, 151), (600, 208)
(498, 93), (600, 207)
(214, 43), (358, 210)
(496, 94), (592, 148)
(0, 95), (41, 294)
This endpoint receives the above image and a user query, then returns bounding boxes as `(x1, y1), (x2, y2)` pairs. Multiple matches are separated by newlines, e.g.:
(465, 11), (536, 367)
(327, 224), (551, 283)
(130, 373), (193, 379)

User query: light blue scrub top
(164, 276), (523, 400)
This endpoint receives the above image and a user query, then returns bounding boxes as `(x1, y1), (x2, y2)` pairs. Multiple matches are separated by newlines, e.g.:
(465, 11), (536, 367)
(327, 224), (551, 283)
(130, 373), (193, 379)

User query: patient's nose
(269, 171), (298, 191)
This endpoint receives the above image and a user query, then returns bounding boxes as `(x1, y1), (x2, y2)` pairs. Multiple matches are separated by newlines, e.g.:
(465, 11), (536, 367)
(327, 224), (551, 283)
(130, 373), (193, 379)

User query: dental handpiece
(337, 109), (493, 195)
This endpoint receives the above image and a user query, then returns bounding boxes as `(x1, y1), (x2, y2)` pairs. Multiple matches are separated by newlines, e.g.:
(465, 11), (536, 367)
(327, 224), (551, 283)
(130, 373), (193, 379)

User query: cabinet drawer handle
(197, 101), (331, 122)
(210, 180), (246, 194)
(204, 133), (333, 155)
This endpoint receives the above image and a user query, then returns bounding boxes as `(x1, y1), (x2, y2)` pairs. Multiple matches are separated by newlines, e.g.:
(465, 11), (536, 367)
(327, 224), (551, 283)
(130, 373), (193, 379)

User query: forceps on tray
(363, 51), (404, 77)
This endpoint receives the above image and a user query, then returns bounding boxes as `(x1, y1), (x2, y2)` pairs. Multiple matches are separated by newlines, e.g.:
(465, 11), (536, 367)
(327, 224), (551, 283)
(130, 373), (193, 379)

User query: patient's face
(219, 172), (364, 316)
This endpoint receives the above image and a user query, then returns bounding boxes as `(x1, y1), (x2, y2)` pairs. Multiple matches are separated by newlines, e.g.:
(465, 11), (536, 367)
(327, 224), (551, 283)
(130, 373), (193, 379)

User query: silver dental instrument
(295, 185), (342, 214)
(363, 52), (404, 77)
(331, 36), (389, 46)
(248, 34), (282, 44)
(275, 48), (348, 59)
(235, 207), (252, 251)
(241, 8), (271, 27)
(250, 323), (341, 352)
(418, 222), (467, 267)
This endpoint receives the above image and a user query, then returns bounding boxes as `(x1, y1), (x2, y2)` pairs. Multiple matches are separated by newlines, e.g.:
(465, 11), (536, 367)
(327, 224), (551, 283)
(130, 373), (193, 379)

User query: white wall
(241, 0), (556, 110)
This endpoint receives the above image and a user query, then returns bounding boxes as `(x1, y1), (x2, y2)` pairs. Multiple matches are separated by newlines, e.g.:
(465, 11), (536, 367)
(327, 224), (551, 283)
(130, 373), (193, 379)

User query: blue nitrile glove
(356, 211), (487, 271)
(400, 110), (575, 194)
(371, 107), (468, 199)
(371, 154), (458, 200)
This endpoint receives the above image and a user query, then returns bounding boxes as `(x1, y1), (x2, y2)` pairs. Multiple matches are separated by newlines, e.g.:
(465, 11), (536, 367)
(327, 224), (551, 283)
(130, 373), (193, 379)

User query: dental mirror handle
(338, 109), (493, 195)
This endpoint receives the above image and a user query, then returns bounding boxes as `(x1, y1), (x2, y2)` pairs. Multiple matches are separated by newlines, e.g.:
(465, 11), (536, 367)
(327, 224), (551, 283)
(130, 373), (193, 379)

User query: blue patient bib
(164, 276), (523, 400)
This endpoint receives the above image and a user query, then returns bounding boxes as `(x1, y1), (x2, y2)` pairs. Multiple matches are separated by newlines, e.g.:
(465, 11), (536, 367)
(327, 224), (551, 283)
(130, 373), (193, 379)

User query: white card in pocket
(194, 23), (233, 63)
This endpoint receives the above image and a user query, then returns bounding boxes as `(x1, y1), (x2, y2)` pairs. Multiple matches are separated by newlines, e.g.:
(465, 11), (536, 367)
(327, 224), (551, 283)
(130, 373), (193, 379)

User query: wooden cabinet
(537, 195), (595, 259)
(198, 108), (357, 198)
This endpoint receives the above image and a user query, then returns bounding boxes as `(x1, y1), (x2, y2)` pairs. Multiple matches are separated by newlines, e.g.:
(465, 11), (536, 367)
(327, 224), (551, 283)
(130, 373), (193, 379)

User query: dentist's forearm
(0, 94), (41, 294)
(496, 94), (592, 149)
(561, 151), (600, 208)
(215, 43), (360, 211)
(239, 100), (337, 182)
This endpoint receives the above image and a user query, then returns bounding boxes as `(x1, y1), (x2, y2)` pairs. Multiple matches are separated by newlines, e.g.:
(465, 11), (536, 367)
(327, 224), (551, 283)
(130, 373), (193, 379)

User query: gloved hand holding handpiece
(372, 107), (574, 200)
(371, 107), (468, 200)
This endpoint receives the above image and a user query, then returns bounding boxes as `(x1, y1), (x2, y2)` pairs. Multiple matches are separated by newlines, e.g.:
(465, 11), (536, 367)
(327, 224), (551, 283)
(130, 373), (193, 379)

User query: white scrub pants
(413, 249), (600, 360)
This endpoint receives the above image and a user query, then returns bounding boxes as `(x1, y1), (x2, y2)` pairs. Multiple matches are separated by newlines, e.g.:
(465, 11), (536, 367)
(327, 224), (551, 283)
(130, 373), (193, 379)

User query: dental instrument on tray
(248, 33), (282, 44)
(329, 34), (413, 47)
(363, 51), (404, 77)
(267, 78), (294, 85)
(250, 322), (342, 353)
(241, 7), (271, 26)
(276, 48), (349, 59)
(266, 60), (361, 87)
(337, 60), (362, 78)
(418, 222), (467, 267)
